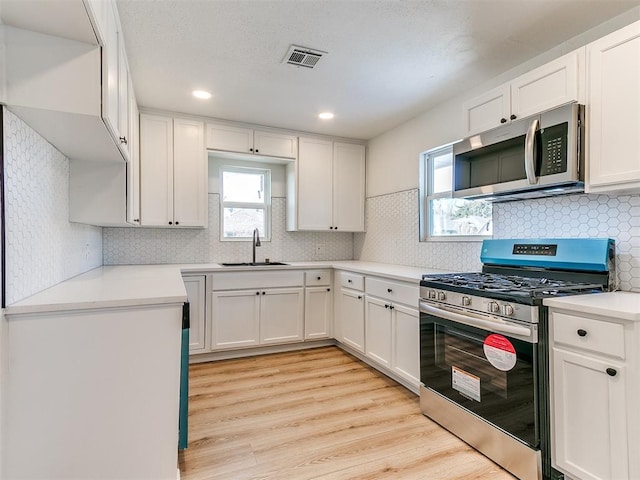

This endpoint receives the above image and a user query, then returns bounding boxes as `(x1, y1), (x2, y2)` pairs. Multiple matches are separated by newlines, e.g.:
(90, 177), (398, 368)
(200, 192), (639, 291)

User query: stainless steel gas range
(419, 238), (615, 480)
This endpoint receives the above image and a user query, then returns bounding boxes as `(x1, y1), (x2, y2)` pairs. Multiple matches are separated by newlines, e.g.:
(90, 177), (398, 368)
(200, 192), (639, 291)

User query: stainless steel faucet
(252, 228), (261, 264)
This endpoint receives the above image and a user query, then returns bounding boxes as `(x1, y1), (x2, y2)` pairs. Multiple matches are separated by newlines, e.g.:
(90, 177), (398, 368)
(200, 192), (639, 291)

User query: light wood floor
(178, 346), (515, 480)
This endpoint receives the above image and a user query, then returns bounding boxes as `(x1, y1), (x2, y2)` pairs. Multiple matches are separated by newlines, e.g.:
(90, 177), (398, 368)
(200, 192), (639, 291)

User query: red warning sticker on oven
(483, 334), (517, 371)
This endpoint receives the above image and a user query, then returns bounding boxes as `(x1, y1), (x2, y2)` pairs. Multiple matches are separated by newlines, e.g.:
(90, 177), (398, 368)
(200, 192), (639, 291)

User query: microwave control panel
(539, 123), (568, 176)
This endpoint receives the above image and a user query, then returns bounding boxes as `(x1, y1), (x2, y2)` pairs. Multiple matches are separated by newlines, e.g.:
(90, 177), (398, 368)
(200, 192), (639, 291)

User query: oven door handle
(420, 302), (533, 338)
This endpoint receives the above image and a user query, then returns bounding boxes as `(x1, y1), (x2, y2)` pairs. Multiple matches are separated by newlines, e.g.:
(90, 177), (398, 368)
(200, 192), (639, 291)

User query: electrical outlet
(315, 244), (325, 258)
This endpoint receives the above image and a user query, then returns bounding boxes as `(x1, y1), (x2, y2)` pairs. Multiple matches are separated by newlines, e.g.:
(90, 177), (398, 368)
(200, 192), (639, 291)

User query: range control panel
(512, 244), (558, 256)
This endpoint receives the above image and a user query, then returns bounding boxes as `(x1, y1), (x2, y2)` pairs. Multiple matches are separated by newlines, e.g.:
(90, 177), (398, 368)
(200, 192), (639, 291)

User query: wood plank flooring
(178, 346), (516, 480)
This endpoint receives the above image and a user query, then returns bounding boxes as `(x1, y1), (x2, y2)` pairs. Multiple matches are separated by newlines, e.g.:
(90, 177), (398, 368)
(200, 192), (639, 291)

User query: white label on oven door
(483, 334), (517, 371)
(452, 366), (481, 402)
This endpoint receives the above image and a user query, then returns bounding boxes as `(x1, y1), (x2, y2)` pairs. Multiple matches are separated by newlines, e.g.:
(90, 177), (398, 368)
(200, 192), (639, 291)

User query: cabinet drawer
(211, 271), (304, 291)
(305, 270), (331, 286)
(338, 271), (364, 291)
(366, 277), (418, 307)
(552, 312), (625, 359)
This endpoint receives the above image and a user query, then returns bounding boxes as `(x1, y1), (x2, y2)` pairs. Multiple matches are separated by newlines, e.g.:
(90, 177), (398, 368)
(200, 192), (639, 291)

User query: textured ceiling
(117, 0), (639, 140)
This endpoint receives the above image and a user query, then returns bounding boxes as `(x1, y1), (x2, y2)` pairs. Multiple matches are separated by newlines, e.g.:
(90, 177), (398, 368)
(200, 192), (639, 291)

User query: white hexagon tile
(103, 196), (354, 265)
(3, 110), (102, 305)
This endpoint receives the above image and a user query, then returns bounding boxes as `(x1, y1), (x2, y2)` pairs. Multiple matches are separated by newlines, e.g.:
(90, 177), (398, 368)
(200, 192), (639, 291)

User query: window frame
(219, 165), (272, 242)
(419, 144), (492, 242)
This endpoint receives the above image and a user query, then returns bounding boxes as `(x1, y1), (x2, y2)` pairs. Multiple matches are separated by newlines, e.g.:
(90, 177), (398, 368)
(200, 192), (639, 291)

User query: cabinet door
(126, 91), (140, 225)
(462, 84), (511, 136)
(206, 123), (253, 153)
(511, 49), (582, 120)
(333, 142), (365, 232)
(260, 288), (304, 344)
(117, 41), (130, 159)
(337, 288), (365, 353)
(586, 21), (640, 192)
(304, 286), (332, 340)
(102, 2), (120, 138)
(297, 137), (334, 230)
(173, 118), (206, 227)
(365, 296), (392, 368)
(253, 130), (297, 158)
(552, 347), (628, 480)
(391, 304), (419, 387)
(140, 114), (174, 226)
(183, 276), (206, 353)
(211, 291), (260, 350)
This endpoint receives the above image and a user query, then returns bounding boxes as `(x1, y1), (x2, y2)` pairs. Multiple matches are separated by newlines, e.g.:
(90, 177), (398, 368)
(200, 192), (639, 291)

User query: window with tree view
(421, 145), (492, 239)
(220, 166), (271, 240)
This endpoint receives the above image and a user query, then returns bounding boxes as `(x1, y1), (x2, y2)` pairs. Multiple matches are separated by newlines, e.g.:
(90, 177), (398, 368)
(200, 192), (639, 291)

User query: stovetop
(420, 272), (606, 303)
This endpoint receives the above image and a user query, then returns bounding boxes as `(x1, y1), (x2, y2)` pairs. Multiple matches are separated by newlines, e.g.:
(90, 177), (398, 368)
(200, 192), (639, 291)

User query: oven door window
(420, 314), (539, 448)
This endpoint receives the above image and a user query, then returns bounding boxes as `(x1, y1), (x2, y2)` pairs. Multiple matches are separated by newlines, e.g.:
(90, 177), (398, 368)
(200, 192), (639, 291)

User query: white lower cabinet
(336, 288), (366, 353)
(211, 290), (260, 350)
(390, 304), (420, 386)
(182, 275), (206, 353)
(305, 286), (333, 340)
(365, 296), (392, 367)
(209, 271), (305, 351)
(549, 308), (637, 480)
(259, 288), (304, 344)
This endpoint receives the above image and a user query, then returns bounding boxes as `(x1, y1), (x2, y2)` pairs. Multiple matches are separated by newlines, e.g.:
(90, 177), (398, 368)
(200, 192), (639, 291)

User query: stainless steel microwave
(453, 103), (584, 202)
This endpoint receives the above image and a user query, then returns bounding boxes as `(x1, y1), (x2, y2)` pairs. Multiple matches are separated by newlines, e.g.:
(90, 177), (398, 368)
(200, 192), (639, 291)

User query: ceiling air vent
(283, 45), (327, 69)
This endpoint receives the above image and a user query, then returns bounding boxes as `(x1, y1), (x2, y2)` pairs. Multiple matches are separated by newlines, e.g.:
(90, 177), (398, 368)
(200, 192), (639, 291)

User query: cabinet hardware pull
(317, 276), (321, 280)
(168, 221), (173, 225)
(335, 226), (338, 230)
(175, 221), (179, 225)
(134, 219), (139, 222)
(249, 148), (253, 152)
(510, 114), (517, 120)
(500, 118), (507, 124)
(327, 288), (331, 292)
(347, 279), (352, 283)
(577, 329), (587, 337)
(357, 295), (362, 300)
(256, 291), (260, 295)
(262, 291), (266, 295)
(255, 149), (259, 153)
(119, 136), (128, 145)
(389, 305), (394, 310)
(329, 226), (333, 229)
(385, 304), (389, 308)
(387, 288), (392, 293)
(606, 368), (617, 377)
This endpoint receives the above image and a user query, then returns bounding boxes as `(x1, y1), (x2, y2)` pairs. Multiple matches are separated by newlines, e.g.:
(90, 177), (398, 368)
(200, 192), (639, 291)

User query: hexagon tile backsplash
(102, 195), (354, 265)
(3, 110), (103, 305)
(355, 189), (640, 292)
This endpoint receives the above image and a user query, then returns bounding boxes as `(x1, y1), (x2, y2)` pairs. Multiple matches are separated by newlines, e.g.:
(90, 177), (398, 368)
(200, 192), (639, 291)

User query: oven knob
(461, 296), (471, 306)
(488, 302), (500, 313)
(429, 290), (437, 299)
(501, 304), (515, 316)
(437, 291), (447, 301)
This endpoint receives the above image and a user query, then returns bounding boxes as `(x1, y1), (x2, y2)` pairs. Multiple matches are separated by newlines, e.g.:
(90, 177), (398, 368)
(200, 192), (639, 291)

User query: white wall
(366, 7), (640, 197)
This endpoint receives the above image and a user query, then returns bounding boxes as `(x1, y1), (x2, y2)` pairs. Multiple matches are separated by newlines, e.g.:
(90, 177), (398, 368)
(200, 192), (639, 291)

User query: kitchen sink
(220, 262), (288, 267)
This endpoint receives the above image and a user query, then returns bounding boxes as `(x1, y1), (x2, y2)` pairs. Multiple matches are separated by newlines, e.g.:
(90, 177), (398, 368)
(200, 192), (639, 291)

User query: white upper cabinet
(585, 21), (640, 194)
(462, 49), (584, 136)
(1, 0), (135, 163)
(291, 137), (365, 232)
(206, 123), (298, 159)
(140, 114), (207, 228)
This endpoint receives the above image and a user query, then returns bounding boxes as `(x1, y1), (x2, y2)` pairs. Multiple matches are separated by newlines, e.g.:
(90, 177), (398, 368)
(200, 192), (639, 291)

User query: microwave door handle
(524, 118), (539, 185)
(420, 302), (532, 337)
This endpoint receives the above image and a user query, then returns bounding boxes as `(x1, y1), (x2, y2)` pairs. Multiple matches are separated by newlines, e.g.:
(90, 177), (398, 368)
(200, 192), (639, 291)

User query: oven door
(419, 300), (539, 448)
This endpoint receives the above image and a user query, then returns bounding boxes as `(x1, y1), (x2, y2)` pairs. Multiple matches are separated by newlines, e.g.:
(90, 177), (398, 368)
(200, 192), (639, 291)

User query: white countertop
(5, 261), (450, 316)
(544, 291), (640, 322)
(6, 265), (188, 316)
(179, 260), (451, 283)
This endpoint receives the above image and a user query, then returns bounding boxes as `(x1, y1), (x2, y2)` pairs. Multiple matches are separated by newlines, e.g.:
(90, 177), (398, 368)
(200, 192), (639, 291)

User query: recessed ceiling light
(192, 90), (212, 100)
(319, 112), (334, 120)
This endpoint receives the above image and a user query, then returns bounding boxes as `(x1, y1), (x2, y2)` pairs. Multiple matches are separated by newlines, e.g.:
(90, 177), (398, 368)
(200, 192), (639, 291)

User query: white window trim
(219, 165), (272, 242)
(419, 144), (492, 242)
